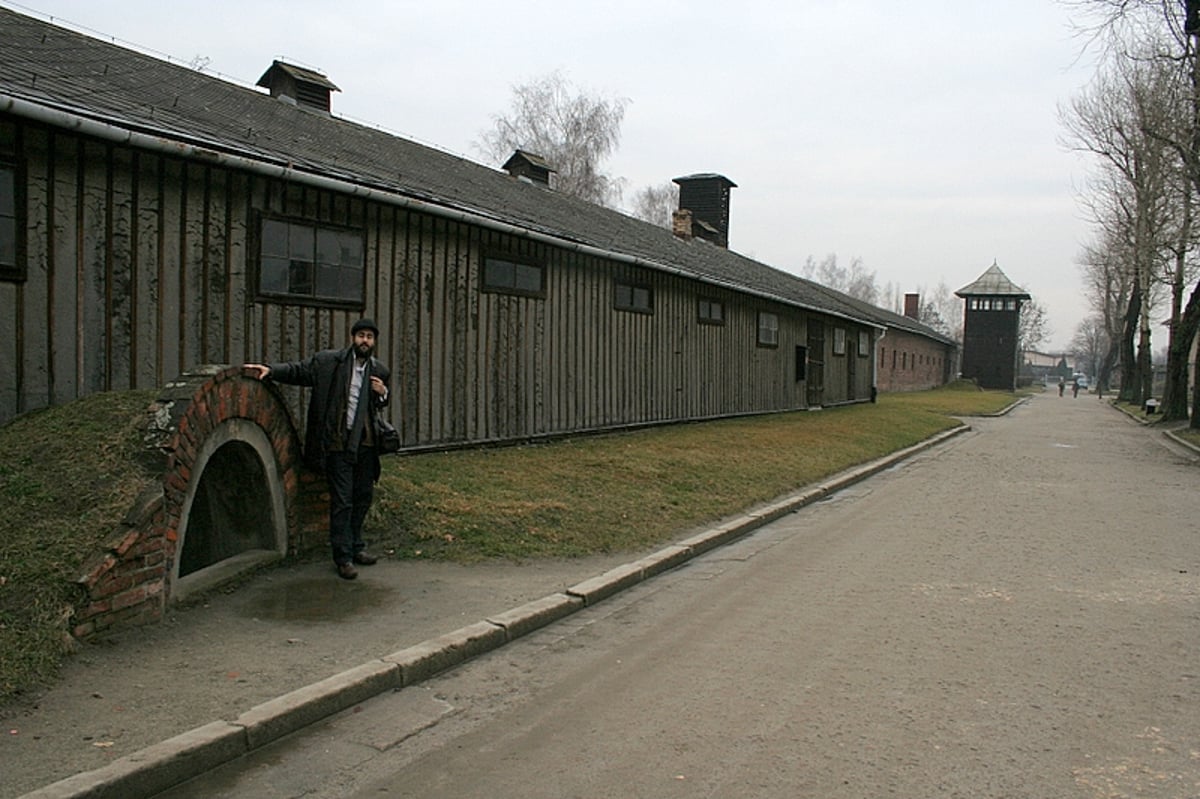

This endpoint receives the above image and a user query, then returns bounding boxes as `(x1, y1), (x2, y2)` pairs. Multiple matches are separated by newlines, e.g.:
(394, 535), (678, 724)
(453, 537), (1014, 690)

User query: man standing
(244, 318), (392, 580)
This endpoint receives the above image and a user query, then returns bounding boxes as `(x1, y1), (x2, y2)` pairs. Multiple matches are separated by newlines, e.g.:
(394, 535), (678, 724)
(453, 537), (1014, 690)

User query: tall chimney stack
(672, 173), (736, 248)
(904, 293), (920, 320)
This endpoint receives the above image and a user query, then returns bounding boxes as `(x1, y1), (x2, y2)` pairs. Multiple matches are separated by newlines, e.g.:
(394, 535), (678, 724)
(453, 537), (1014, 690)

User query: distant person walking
(1058, 376), (1065, 397)
(1072, 378), (1080, 399)
(244, 318), (392, 580)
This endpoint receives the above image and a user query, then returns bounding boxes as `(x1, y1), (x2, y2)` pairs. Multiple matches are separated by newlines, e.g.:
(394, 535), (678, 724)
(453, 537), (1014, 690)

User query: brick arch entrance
(172, 417), (289, 601)
(73, 366), (327, 639)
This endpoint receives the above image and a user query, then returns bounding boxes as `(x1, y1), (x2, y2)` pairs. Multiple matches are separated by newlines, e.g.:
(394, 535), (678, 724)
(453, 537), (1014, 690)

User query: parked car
(1073, 374), (1089, 389)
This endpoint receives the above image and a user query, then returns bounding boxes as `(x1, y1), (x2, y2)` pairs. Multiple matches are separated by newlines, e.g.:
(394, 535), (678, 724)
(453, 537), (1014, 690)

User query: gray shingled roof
(0, 7), (954, 345)
(955, 262), (1030, 299)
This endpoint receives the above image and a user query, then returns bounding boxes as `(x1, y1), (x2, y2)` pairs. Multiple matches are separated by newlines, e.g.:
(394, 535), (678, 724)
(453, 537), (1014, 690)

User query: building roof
(674, 173), (738, 188)
(0, 7), (952, 344)
(808, 284), (957, 345)
(954, 261), (1031, 299)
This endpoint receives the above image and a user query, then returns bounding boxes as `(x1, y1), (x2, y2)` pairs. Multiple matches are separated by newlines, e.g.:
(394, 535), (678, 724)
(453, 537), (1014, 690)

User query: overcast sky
(6, 0), (1101, 350)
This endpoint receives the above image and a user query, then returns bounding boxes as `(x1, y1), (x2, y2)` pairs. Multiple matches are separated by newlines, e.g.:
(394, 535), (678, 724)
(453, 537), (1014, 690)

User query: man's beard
(355, 341), (375, 360)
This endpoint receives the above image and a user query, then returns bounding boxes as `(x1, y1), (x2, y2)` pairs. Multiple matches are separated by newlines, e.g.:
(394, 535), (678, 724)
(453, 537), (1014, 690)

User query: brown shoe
(337, 562), (358, 580)
(352, 552), (378, 566)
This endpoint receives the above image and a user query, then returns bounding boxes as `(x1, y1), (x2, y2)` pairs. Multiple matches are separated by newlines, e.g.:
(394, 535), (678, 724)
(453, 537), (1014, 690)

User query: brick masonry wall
(877, 330), (954, 393)
(72, 366), (324, 640)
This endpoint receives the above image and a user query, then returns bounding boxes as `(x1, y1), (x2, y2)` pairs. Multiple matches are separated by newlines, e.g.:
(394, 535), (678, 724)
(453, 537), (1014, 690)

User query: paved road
(157, 393), (1200, 798)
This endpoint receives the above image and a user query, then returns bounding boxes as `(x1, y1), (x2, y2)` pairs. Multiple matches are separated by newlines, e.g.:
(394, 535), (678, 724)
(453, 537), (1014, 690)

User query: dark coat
(267, 347), (392, 467)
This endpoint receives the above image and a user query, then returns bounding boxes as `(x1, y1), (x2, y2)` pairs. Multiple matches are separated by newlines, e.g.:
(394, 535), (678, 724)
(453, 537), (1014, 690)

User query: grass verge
(0, 391), (159, 704)
(0, 381), (1014, 704)
(1174, 427), (1200, 448)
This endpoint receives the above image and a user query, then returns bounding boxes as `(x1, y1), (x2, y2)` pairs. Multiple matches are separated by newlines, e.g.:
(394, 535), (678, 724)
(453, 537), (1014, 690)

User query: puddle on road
(239, 576), (401, 622)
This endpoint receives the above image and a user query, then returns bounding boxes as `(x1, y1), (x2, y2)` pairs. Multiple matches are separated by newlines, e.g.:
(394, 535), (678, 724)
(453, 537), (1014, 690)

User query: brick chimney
(672, 209), (694, 241)
(904, 293), (920, 320)
(672, 174), (736, 248)
(256, 60), (339, 113)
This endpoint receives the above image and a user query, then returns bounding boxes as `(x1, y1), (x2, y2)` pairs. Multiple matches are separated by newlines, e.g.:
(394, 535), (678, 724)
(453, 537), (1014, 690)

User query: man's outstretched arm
(243, 363), (270, 380)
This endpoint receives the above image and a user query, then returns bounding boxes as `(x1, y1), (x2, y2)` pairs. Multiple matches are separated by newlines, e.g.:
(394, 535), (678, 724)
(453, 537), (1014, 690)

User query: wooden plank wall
(1, 120), (880, 441)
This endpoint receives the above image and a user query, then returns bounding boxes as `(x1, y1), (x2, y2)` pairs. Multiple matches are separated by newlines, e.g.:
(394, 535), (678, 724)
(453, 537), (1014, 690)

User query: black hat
(351, 318), (379, 336)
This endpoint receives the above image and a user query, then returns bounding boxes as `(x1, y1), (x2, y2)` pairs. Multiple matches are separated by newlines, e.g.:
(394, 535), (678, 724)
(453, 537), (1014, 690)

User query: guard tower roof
(955, 261), (1030, 299)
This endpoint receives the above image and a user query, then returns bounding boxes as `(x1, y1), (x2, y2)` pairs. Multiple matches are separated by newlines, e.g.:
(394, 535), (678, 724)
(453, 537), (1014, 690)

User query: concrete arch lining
(172, 418), (289, 603)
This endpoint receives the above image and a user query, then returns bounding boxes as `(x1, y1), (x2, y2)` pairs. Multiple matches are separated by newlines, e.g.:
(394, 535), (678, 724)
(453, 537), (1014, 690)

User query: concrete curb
(18, 424), (969, 799)
(985, 396), (1028, 417)
(235, 660), (402, 750)
(16, 722), (246, 799)
(1163, 428), (1200, 456)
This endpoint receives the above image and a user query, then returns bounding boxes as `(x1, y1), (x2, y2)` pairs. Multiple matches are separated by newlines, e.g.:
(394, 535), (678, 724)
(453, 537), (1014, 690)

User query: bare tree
(1018, 297), (1052, 354)
(1160, 160), (1200, 415)
(1076, 233), (1135, 392)
(1066, 0), (1200, 423)
(800, 254), (880, 304)
(843, 257), (879, 305)
(477, 71), (629, 208)
(880, 281), (905, 316)
(1072, 315), (1111, 382)
(629, 182), (679, 228)
(1060, 47), (1181, 405)
(865, 278), (962, 341)
(912, 280), (963, 343)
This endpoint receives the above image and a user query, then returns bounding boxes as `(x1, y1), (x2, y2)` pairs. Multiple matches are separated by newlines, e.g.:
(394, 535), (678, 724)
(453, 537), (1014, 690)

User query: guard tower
(955, 261), (1030, 390)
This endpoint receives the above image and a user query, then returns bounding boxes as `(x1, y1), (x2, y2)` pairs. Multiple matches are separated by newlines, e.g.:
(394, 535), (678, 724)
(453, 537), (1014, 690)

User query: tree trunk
(1164, 282), (1200, 420)
(1161, 179), (1192, 417)
(1097, 339), (1118, 396)
(1192, 333), (1200, 428)
(1189, 16), (1200, 426)
(1137, 324), (1154, 405)
(1118, 278), (1141, 403)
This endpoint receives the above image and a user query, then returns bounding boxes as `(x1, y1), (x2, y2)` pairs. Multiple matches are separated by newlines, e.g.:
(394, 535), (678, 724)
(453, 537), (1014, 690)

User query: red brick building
(874, 293), (957, 392)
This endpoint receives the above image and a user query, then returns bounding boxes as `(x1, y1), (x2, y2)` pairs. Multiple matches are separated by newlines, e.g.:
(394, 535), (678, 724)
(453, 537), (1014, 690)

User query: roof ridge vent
(256, 60), (339, 113)
(503, 150), (556, 187)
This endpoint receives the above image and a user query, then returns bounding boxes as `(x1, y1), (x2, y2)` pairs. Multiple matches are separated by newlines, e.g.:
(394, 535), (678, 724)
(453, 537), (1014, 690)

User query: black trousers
(324, 448), (377, 565)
